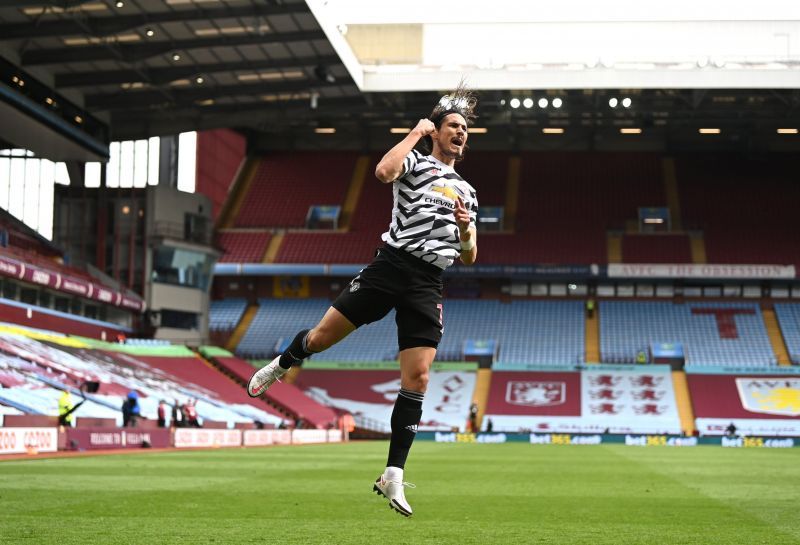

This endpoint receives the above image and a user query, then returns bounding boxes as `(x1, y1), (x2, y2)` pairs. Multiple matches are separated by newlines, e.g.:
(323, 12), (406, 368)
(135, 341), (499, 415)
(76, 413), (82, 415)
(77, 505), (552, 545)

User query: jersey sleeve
(397, 149), (422, 181)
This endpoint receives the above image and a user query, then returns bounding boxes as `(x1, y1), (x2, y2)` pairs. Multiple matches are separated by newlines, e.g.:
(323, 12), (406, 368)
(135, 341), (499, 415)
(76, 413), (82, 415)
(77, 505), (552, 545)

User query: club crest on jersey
(349, 281), (360, 293)
(425, 185), (459, 209)
(430, 185), (460, 201)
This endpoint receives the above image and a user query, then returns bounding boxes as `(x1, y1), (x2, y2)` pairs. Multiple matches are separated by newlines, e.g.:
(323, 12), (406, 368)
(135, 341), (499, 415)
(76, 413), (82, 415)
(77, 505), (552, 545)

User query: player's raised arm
(374, 119), (435, 183)
(454, 196), (477, 265)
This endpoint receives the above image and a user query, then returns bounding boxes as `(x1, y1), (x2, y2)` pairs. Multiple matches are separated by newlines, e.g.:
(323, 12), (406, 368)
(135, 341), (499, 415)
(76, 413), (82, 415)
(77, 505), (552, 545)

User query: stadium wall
(196, 129), (247, 221)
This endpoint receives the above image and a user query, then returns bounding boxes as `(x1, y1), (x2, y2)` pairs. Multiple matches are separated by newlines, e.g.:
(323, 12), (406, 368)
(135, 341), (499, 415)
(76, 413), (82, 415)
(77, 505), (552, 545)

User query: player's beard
(441, 143), (464, 161)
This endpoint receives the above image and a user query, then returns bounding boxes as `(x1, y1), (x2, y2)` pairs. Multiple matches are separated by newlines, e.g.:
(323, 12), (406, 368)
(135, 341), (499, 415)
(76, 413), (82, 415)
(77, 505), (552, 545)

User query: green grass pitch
(1, 442), (798, 544)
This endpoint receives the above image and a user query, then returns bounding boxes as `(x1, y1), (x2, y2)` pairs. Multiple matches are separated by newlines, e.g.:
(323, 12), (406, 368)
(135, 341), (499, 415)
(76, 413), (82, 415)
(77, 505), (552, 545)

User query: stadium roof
(311, 0), (800, 92)
(0, 0), (798, 153)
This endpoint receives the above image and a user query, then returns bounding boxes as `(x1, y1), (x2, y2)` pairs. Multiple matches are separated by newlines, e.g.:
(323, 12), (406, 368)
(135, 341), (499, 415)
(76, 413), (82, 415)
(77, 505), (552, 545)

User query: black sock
(386, 388), (424, 469)
(278, 329), (312, 369)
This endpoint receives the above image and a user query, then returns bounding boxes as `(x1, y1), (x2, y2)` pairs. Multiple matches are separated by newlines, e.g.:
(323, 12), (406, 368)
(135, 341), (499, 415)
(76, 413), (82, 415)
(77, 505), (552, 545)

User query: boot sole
(246, 370), (264, 398)
(373, 483), (412, 517)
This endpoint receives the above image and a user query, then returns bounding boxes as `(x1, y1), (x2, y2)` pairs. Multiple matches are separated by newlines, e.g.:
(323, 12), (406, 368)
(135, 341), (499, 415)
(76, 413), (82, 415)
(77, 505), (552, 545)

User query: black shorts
(332, 245), (444, 351)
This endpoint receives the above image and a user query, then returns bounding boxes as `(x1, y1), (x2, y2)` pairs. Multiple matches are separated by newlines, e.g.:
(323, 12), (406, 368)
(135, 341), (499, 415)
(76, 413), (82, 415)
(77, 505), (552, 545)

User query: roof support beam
(55, 54), (341, 88)
(0, 4), (308, 39)
(86, 78), (342, 110)
(21, 30), (326, 65)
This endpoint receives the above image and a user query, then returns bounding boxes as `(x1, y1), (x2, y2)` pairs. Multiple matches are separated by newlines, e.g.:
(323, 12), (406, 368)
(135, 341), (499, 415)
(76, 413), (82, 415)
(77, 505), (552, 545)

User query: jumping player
(248, 84), (479, 517)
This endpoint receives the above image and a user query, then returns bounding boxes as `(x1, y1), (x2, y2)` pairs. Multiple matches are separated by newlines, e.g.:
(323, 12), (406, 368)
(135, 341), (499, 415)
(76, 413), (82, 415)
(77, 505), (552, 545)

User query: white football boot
(373, 467), (415, 517)
(247, 356), (287, 397)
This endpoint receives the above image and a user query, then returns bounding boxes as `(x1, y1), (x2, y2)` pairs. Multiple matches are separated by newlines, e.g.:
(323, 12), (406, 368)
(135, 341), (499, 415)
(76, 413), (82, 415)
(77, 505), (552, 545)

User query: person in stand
(468, 402), (479, 433)
(171, 399), (184, 428)
(157, 399), (168, 428)
(183, 399), (200, 428)
(121, 391), (140, 427)
(247, 83), (479, 517)
(58, 390), (74, 427)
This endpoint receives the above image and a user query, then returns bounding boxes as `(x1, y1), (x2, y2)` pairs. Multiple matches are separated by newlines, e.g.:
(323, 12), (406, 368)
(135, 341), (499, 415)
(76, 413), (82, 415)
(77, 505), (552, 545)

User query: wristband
(460, 236), (475, 252)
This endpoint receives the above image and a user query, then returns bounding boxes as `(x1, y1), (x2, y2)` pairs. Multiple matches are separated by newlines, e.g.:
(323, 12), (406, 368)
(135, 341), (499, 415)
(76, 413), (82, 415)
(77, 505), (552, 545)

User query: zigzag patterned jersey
(381, 149), (478, 269)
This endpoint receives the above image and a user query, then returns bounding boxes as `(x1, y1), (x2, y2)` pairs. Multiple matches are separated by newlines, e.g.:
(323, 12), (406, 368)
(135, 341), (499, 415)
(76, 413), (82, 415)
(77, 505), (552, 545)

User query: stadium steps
(762, 308), (791, 366)
(216, 156), (261, 229)
(662, 157), (683, 230)
(226, 303), (259, 353)
(262, 232), (284, 263)
(504, 156), (520, 232)
(689, 232), (707, 264)
(338, 155), (371, 231)
(670, 371), (696, 435)
(585, 310), (600, 363)
(472, 368), (492, 430)
(606, 232), (622, 263)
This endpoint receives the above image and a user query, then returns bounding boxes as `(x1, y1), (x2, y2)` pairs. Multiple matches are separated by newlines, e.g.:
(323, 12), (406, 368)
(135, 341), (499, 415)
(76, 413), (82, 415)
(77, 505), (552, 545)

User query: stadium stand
(231, 151), (677, 266)
(274, 232), (378, 264)
(235, 152), (357, 228)
(439, 300), (585, 366)
(0, 209), (62, 259)
(601, 301), (777, 366)
(512, 152), (666, 263)
(136, 355), (285, 421)
(272, 152), (512, 264)
(475, 230), (607, 264)
(0, 326), (282, 427)
(348, 158), (394, 232)
(621, 234), (692, 263)
(774, 303), (800, 365)
(212, 355), (337, 428)
(236, 298), (398, 361)
(216, 232), (271, 263)
(209, 299), (248, 332)
(237, 298), (329, 359)
(452, 151), (509, 206)
(233, 298), (584, 365)
(295, 368), (477, 432)
(482, 367), (681, 434)
(675, 154), (800, 269)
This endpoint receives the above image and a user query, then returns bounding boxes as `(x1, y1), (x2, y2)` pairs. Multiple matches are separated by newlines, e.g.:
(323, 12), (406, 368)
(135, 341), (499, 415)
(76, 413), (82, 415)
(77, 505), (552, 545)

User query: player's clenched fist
(413, 118), (435, 137)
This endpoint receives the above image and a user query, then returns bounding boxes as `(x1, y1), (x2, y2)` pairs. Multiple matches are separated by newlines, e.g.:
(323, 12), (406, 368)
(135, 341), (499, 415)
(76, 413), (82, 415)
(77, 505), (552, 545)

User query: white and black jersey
(381, 149), (478, 270)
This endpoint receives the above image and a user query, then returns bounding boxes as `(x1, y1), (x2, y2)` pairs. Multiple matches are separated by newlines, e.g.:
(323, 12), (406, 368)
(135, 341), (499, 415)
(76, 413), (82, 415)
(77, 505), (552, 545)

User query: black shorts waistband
(380, 244), (443, 277)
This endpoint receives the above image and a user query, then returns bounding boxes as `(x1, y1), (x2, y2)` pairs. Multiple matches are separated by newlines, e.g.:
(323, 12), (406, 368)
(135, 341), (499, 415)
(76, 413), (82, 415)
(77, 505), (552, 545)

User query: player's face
(434, 113), (468, 158)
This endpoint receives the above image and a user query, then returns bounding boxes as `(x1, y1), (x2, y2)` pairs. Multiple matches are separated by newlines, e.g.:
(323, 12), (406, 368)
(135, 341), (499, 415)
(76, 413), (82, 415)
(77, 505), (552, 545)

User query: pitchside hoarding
(242, 429), (343, 446)
(66, 428), (170, 450)
(421, 431), (796, 447)
(688, 374), (800, 436)
(174, 429), (242, 448)
(0, 427), (58, 454)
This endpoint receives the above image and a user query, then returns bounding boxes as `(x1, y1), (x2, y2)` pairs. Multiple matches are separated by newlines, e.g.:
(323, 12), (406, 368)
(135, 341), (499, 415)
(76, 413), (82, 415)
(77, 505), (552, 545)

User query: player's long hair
(421, 81), (478, 162)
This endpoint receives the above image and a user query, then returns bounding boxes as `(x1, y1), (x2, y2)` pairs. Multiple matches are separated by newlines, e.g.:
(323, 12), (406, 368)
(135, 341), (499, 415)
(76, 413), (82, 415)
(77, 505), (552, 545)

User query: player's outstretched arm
(455, 196), (477, 265)
(375, 119), (435, 183)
